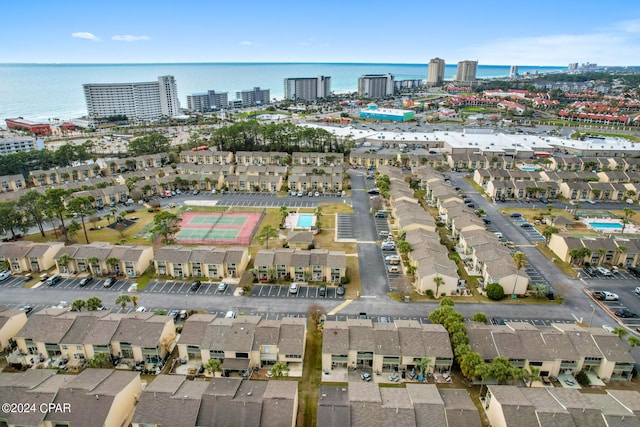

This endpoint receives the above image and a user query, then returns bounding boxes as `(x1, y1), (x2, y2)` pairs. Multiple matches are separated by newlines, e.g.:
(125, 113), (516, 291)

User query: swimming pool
(296, 214), (315, 228)
(588, 222), (622, 229)
(520, 167), (539, 171)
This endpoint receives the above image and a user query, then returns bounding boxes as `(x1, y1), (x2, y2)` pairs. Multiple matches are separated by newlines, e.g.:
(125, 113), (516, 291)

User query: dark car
(628, 266), (640, 277)
(583, 266), (597, 277)
(540, 197), (549, 204)
(520, 223), (533, 228)
(491, 317), (506, 325)
(103, 277), (116, 288)
(190, 280), (201, 292)
(79, 276), (93, 287)
(20, 305), (33, 315)
(510, 212), (522, 218)
(374, 211), (387, 218)
(615, 309), (639, 318)
(367, 189), (380, 195)
(482, 218), (491, 224)
(318, 285), (327, 297)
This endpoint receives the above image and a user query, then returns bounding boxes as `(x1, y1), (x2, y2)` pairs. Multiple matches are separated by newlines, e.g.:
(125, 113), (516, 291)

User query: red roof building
(5, 118), (51, 135)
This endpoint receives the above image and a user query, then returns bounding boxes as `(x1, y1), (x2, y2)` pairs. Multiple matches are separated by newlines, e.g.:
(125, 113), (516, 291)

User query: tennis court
(176, 211), (264, 245)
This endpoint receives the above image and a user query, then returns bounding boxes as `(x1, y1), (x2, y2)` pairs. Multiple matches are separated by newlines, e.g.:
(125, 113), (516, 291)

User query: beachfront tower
(455, 60), (478, 84)
(427, 57), (445, 87)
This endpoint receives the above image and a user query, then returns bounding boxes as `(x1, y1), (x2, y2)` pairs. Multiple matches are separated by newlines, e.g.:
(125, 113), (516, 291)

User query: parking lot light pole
(589, 304), (595, 327)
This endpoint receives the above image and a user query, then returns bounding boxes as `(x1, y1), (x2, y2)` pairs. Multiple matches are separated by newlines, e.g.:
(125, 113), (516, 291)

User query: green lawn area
(297, 323), (322, 426)
(571, 131), (640, 143)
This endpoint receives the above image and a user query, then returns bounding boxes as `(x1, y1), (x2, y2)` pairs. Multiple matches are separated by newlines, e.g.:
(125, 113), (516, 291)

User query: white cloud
(71, 32), (101, 41)
(112, 35), (151, 42)
(240, 41), (253, 46)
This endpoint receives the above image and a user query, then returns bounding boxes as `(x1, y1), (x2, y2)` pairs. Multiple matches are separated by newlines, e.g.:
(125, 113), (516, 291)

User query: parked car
(520, 223), (532, 228)
(379, 230), (390, 238)
(79, 276), (93, 287)
(336, 285), (345, 296)
(592, 291), (619, 301)
(0, 269), (12, 281)
(360, 372), (372, 382)
(491, 317), (506, 325)
(602, 325), (615, 333)
(20, 305), (33, 315)
(217, 282), (228, 292)
(190, 280), (201, 292)
(168, 310), (180, 321)
(314, 192), (320, 197)
(224, 310), (236, 319)
(289, 283), (299, 294)
(614, 309), (639, 318)
(634, 287), (640, 295)
(629, 267), (640, 277)
(192, 190), (200, 195)
(387, 265), (400, 273)
(482, 218), (491, 224)
(103, 277), (117, 288)
(46, 275), (62, 286)
(596, 267), (612, 276)
(367, 189), (380, 195)
(374, 211), (387, 218)
(381, 241), (396, 251)
(583, 266), (597, 277)
(136, 306), (147, 312)
(318, 285), (326, 296)
(385, 255), (401, 265)
(510, 212), (522, 218)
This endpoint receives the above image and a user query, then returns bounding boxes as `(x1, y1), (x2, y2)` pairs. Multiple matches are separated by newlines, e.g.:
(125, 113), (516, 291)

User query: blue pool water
(520, 167), (539, 171)
(589, 222), (622, 229)
(297, 214), (314, 228)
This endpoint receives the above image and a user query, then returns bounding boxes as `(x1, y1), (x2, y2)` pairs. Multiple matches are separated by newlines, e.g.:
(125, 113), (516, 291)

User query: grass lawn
(464, 177), (491, 201)
(571, 130), (640, 142)
(344, 256), (360, 299)
(536, 243), (579, 278)
(297, 322), (322, 427)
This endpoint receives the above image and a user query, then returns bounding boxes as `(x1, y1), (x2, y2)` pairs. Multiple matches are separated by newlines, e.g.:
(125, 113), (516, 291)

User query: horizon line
(0, 61), (575, 67)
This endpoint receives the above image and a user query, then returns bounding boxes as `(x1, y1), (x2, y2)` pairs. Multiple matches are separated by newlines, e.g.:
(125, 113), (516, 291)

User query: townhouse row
(0, 241), (347, 285)
(414, 165), (531, 294)
(0, 369), (300, 427)
(549, 234), (640, 266)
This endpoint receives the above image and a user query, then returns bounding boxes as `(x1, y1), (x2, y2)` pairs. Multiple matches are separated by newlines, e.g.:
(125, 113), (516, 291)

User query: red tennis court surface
(176, 211), (264, 245)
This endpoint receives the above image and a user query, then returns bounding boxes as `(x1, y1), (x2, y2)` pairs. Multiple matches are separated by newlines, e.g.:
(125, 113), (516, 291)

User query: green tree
(128, 134), (170, 155)
(57, 254), (74, 273)
(130, 295), (139, 309)
(270, 362), (290, 379)
(205, 358), (221, 376)
(613, 327), (629, 340)
(460, 351), (485, 379)
(106, 257), (120, 275)
(433, 277), (447, 299)
(523, 365), (541, 387)
(257, 224), (279, 249)
(542, 226), (558, 243)
(628, 336), (640, 352)
(71, 299), (85, 312)
(471, 312), (489, 324)
(414, 357), (432, 377)
(439, 296), (454, 307)
(397, 240), (413, 255)
(488, 357), (520, 384)
(43, 188), (70, 242)
(278, 206), (289, 226)
(85, 296), (103, 311)
(18, 190), (47, 237)
(87, 353), (112, 368)
(486, 283), (505, 300)
(67, 196), (95, 244)
(0, 201), (29, 239)
(115, 294), (131, 312)
(150, 211), (183, 245)
(510, 251), (527, 297)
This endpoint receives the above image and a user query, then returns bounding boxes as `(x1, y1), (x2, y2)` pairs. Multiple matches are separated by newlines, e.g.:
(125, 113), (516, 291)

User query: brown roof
(60, 312), (112, 344)
(112, 316), (171, 347)
(318, 386), (350, 427)
(177, 314), (215, 346)
(16, 312), (75, 342)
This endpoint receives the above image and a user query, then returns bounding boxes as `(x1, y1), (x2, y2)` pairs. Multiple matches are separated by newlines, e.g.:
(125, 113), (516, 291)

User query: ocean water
(0, 63), (565, 122)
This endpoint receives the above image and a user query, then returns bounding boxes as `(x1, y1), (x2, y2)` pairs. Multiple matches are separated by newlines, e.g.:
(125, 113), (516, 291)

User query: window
(285, 354), (302, 359)
(76, 345), (83, 351)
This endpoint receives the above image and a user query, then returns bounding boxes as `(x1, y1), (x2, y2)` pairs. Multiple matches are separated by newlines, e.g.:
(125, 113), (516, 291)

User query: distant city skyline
(2, 1), (640, 66)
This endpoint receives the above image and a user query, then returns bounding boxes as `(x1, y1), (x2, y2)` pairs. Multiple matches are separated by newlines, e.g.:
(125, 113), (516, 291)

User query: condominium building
(235, 87), (270, 106)
(187, 90), (229, 112)
(284, 76), (331, 101)
(0, 135), (42, 155)
(509, 65), (519, 78)
(426, 57), (445, 87)
(83, 75), (181, 121)
(358, 73), (394, 98)
(455, 60), (478, 83)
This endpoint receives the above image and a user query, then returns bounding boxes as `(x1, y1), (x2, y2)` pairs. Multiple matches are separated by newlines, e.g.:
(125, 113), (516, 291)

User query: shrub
(340, 276), (350, 285)
(425, 289), (434, 298)
(486, 283), (505, 300)
(307, 244), (315, 250)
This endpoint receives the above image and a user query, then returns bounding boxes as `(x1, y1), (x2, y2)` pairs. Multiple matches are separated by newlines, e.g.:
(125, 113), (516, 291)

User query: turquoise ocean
(0, 63), (565, 122)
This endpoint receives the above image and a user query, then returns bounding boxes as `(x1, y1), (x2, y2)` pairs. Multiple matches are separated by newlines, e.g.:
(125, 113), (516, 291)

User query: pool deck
(582, 217), (640, 234)
(285, 213), (316, 230)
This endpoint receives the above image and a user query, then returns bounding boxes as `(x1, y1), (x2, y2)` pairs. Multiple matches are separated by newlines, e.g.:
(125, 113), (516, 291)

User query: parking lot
(581, 268), (637, 281)
(143, 280), (235, 296)
(0, 276), (29, 288)
(509, 217), (546, 243)
(39, 276), (134, 293)
(336, 213), (356, 240)
(156, 191), (343, 209)
(249, 284), (344, 299)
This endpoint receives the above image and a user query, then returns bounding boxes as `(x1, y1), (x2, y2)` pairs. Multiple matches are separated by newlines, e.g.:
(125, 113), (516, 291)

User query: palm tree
(106, 257), (119, 275)
(628, 336), (640, 352)
(71, 299), (85, 312)
(87, 257), (100, 275)
(433, 275), (445, 298)
(57, 254), (74, 273)
(269, 362), (290, 379)
(511, 251), (527, 297)
(623, 207), (634, 220)
(397, 240), (413, 256)
(205, 358), (221, 376)
(524, 365), (541, 387)
(130, 295), (139, 309)
(542, 226), (558, 244)
(414, 357), (432, 378)
(85, 296), (103, 311)
(596, 248), (606, 266)
(115, 294), (131, 312)
(278, 206), (289, 226)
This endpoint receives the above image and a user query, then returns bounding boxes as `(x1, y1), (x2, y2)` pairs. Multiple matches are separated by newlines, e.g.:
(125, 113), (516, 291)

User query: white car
(596, 267), (612, 276)
(634, 287), (640, 295)
(602, 325), (615, 333)
(136, 306), (147, 312)
(289, 283), (299, 294)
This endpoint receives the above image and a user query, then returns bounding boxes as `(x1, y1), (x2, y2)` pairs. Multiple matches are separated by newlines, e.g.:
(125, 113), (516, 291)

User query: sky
(2, 0), (640, 66)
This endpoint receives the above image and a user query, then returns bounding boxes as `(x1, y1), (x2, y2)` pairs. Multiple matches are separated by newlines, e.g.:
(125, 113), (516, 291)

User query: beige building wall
(104, 375), (143, 427)
(0, 311), (27, 348)
(485, 396), (508, 427)
(548, 234), (571, 262)
(416, 273), (457, 296)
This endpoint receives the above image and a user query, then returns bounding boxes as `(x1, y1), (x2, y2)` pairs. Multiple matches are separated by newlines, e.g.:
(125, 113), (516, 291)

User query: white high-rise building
(427, 57), (445, 87)
(358, 74), (394, 98)
(283, 76), (331, 101)
(83, 75), (181, 121)
(509, 65), (519, 78)
(455, 60), (478, 84)
(187, 90), (229, 112)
